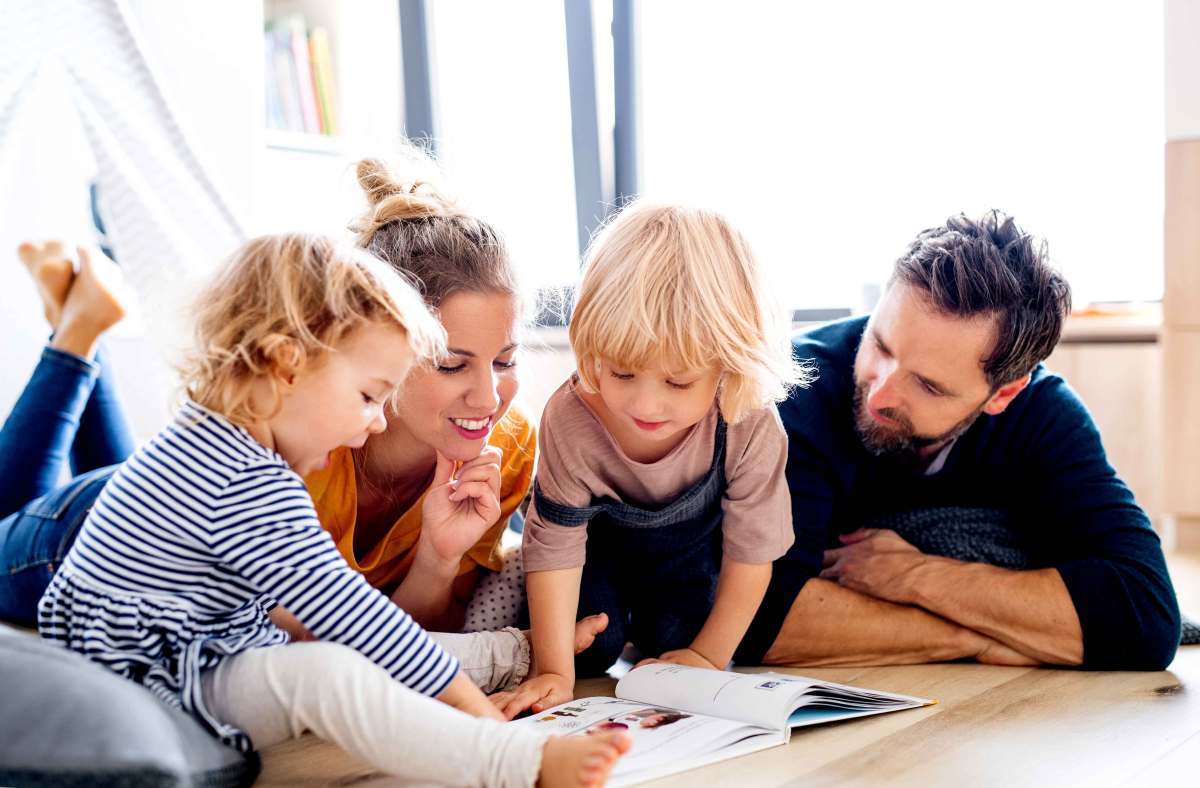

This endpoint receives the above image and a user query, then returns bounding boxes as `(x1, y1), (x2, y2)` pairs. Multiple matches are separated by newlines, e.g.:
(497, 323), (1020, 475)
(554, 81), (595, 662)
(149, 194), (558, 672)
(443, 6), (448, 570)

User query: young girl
(498, 202), (812, 717)
(35, 234), (627, 786)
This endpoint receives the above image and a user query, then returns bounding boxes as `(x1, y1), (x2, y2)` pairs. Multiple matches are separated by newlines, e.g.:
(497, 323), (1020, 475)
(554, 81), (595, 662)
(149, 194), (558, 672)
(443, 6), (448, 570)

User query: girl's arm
(496, 566), (582, 719)
(646, 559), (772, 670)
(213, 464), (478, 698)
(437, 671), (506, 721)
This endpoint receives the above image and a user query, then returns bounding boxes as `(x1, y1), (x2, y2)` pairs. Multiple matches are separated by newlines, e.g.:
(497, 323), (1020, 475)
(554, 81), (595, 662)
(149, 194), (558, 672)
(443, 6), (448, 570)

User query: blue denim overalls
(533, 418), (728, 677)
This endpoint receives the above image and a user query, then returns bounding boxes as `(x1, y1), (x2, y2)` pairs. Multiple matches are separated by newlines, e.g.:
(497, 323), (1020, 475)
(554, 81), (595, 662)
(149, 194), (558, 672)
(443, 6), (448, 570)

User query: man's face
(852, 283), (1003, 459)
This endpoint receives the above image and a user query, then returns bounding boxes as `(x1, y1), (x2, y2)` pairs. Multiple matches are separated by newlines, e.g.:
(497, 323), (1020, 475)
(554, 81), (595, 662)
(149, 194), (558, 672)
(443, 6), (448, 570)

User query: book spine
(263, 33), (285, 130)
(286, 17), (322, 134)
(271, 27), (304, 132)
(309, 27), (338, 137)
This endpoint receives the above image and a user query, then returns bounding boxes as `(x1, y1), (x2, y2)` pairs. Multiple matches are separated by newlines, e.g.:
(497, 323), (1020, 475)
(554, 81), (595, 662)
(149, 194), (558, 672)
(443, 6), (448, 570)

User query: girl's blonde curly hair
(180, 233), (445, 427)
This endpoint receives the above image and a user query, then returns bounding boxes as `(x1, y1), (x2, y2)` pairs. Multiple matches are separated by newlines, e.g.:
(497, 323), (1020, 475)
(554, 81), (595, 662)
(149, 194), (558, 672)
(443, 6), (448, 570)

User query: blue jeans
(0, 345), (133, 625)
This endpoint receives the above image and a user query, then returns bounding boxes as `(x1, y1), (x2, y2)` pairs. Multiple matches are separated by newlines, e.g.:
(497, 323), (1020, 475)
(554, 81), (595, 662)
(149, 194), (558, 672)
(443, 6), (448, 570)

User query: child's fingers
(501, 686), (540, 718)
(530, 686), (561, 713)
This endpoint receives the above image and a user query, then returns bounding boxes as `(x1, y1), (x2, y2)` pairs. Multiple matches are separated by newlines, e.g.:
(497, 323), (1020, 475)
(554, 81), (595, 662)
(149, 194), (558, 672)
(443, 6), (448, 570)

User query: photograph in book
(516, 664), (935, 786)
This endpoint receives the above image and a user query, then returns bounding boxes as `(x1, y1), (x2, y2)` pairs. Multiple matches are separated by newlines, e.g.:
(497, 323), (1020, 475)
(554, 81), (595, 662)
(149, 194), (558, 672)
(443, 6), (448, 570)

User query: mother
(0, 151), (533, 632)
(306, 155), (532, 632)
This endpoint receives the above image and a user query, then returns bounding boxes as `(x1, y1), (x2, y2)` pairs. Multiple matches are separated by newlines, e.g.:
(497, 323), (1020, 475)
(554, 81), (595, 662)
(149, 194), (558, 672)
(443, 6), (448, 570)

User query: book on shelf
(263, 15), (337, 137)
(308, 27), (338, 137)
(516, 663), (933, 787)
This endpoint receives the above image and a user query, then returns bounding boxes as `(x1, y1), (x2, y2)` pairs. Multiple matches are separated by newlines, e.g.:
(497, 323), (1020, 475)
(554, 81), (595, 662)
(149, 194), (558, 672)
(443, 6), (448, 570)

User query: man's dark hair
(890, 210), (1072, 388)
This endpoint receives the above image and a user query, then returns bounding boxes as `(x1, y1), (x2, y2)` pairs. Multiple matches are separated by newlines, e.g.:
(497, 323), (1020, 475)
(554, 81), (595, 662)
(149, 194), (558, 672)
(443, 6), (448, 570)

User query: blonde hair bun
(353, 154), (462, 246)
(349, 140), (518, 311)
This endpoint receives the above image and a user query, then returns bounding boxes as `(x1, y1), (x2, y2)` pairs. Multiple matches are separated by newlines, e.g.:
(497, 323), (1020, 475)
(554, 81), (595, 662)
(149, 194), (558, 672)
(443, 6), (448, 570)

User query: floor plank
(257, 552), (1200, 786)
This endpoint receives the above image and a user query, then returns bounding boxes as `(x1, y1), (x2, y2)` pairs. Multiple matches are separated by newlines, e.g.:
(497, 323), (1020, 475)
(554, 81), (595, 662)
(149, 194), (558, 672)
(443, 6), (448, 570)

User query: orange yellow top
(305, 407), (536, 591)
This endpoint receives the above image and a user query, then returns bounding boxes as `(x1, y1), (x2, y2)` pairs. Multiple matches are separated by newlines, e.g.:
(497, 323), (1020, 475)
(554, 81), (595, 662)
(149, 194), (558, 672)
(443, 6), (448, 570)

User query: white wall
(1167, 0), (1200, 141)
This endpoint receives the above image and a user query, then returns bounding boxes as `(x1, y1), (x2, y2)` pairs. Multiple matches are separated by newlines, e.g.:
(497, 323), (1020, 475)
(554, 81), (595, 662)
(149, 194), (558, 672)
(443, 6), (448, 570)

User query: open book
(516, 664), (933, 786)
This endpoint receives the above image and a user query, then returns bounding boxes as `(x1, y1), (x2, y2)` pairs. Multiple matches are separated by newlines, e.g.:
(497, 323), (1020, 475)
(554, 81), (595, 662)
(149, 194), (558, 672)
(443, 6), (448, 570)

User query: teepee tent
(0, 0), (249, 435)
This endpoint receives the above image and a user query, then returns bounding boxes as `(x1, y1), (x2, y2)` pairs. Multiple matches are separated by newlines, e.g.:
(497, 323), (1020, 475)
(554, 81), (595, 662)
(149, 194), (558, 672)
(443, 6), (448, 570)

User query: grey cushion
(0, 624), (257, 787)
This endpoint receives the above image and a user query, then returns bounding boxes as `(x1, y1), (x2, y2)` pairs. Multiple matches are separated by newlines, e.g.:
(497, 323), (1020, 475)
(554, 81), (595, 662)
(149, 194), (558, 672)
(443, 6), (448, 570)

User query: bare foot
(573, 613), (608, 654)
(18, 240), (75, 328)
(538, 730), (631, 788)
(53, 246), (129, 360)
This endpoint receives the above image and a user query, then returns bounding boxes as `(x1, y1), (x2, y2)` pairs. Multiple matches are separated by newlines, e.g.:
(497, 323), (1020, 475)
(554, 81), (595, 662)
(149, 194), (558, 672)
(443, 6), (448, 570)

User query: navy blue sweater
(739, 317), (1180, 669)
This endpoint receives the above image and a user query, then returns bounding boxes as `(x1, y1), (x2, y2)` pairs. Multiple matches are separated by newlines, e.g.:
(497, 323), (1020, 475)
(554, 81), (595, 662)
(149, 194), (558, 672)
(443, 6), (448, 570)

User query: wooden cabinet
(1046, 338), (1164, 532)
(1164, 138), (1200, 549)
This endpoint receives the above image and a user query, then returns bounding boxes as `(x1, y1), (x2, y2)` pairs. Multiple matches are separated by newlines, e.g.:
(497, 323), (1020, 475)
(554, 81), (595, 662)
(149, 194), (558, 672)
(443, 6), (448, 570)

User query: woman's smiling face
(383, 290), (520, 463)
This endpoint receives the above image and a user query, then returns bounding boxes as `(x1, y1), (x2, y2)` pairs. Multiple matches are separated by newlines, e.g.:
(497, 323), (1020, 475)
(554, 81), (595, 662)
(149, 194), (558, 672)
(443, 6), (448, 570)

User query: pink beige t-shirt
(522, 377), (794, 571)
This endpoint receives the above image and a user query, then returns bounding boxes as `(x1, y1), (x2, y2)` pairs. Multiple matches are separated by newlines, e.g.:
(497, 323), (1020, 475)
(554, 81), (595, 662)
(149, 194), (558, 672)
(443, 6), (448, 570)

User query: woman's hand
(419, 447), (503, 570)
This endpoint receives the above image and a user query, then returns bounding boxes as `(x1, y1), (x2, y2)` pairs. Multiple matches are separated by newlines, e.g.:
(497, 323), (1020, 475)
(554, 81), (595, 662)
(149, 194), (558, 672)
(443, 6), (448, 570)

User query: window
(429, 2), (581, 291)
(638, 0), (1164, 309)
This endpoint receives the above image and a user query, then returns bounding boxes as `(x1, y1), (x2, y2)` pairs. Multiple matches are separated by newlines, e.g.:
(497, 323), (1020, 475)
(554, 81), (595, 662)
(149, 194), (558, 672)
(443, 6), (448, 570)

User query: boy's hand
(635, 647), (720, 671)
(491, 672), (573, 720)
(437, 672), (506, 721)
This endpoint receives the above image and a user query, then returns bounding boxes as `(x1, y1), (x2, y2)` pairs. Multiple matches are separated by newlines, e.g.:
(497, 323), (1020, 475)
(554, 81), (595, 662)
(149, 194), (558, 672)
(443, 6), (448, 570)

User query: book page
(616, 664), (931, 730)
(616, 664), (813, 728)
(513, 696), (782, 785)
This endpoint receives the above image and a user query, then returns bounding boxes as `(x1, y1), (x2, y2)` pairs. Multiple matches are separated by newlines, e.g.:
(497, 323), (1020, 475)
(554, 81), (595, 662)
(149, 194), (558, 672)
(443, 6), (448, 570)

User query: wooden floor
(259, 553), (1200, 787)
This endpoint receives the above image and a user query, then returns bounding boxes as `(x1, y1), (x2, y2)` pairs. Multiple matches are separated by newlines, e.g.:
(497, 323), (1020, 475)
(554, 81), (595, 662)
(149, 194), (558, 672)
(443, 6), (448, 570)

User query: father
(736, 211), (1181, 670)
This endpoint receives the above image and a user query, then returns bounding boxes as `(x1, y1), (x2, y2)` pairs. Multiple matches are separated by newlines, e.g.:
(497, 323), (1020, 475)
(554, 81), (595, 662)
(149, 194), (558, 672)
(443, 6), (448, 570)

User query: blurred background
(1, 1), (1196, 550)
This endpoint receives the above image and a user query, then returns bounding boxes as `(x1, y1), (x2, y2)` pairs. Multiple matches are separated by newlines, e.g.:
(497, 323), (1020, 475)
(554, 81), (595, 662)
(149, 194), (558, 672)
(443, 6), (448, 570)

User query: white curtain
(0, 0), (248, 436)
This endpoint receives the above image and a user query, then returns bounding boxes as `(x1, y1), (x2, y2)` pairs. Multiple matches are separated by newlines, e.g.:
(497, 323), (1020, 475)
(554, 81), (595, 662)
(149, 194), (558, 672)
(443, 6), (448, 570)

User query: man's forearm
(903, 559), (1083, 665)
(761, 578), (1021, 666)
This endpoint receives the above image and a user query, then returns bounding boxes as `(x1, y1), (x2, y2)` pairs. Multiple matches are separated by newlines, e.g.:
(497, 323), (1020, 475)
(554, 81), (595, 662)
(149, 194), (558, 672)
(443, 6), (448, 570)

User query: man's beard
(852, 382), (986, 460)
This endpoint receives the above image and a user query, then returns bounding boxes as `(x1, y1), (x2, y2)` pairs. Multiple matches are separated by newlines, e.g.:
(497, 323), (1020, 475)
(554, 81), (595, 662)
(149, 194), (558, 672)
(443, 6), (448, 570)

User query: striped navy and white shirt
(38, 400), (458, 750)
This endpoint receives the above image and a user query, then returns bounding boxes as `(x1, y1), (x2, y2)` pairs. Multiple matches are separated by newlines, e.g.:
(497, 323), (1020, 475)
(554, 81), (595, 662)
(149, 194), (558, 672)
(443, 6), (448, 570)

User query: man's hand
(419, 448), (503, 570)
(491, 672), (573, 720)
(634, 647), (720, 671)
(820, 528), (930, 604)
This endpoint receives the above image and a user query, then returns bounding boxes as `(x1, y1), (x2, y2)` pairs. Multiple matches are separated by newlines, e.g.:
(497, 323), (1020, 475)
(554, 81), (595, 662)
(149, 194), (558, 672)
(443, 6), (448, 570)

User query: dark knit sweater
(740, 317), (1181, 670)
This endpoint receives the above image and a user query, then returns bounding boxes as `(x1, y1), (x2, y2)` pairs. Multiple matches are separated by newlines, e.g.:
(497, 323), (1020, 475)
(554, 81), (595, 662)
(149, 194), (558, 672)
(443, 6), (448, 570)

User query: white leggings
(200, 631), (542, 787)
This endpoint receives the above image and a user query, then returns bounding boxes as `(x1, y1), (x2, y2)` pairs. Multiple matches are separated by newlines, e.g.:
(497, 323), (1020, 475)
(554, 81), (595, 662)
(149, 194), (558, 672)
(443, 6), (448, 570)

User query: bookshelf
(252, 0), (404, 237)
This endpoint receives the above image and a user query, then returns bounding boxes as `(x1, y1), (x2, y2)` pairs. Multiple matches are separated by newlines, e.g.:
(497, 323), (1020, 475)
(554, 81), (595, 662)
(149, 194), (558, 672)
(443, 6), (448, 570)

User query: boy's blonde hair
(570, 201), (813, 424)
(181, 233), (445, 427)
